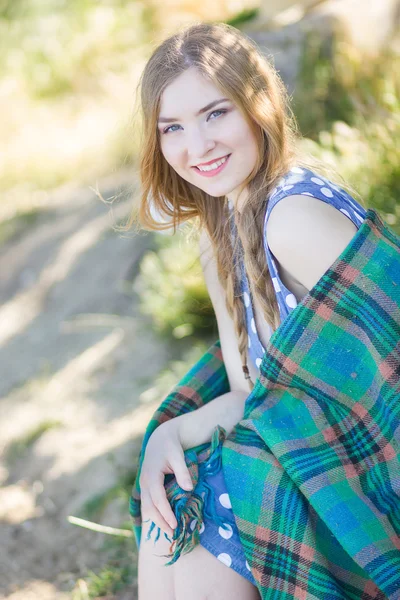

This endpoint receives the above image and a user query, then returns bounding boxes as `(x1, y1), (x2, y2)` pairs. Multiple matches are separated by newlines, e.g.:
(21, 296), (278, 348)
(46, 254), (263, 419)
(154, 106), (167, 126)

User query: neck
(228, 187), (248, 214)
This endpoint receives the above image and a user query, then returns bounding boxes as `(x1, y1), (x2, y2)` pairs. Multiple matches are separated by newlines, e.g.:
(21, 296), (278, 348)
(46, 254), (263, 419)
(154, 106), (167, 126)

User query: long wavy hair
(123, 22), (347, 390)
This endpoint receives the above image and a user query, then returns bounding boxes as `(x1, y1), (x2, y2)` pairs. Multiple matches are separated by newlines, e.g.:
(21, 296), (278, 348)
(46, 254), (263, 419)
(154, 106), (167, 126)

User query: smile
(193, 154), (231, 177)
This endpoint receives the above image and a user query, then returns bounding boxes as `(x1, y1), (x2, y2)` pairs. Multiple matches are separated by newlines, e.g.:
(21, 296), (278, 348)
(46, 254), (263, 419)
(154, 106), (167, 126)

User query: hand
(139, 420), (194, 538)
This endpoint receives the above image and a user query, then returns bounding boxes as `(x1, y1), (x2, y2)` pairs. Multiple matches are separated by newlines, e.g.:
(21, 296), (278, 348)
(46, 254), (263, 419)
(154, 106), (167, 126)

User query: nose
(186, 128), (216, 164)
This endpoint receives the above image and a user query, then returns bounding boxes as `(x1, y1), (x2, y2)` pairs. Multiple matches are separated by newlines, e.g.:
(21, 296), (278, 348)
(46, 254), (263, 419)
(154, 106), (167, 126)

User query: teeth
(197, 155), (228, 172)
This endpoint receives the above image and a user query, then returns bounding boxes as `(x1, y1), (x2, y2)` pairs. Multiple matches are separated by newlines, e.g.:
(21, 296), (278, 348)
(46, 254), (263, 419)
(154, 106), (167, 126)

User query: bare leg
(174, 543), (261, 600)
(138, 522), (260, 600)
(137, 521), (175, 600)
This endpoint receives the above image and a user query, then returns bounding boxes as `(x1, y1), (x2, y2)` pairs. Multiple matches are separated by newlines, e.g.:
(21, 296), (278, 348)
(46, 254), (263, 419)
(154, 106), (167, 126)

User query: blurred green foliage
(134, 231), (216, 340)
(137, 340), (211, 404)
(295, 29), (399, 139)
(0, 0), (154, 198)
(295, 30), (400, 231)
(0, 0), (155, 98)
(0, 207), (46, 244)
(73, 531), (137, 598)
(300, 118), (400, 230)
(79, 486), (127, 522)
(5, 419), (62, 464)
(224, 6), (259, 28)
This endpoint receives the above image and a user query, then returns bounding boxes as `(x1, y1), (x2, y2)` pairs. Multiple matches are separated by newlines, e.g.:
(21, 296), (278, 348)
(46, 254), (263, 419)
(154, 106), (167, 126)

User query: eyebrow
(158, 98), (230, 124)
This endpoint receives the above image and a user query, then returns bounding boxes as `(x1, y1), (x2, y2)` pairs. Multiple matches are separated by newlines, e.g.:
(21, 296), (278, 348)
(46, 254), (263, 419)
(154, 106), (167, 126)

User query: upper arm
(266, 195), (358, 291)
(199, 229), (248, 394)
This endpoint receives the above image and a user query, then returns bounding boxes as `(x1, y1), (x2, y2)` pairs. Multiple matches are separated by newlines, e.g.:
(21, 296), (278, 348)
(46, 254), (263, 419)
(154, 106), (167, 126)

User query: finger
(141, 490), (174, 538)
(169, 451), (193, 492)
(141, 466), (178, 529)
(149, 473), (178, 530)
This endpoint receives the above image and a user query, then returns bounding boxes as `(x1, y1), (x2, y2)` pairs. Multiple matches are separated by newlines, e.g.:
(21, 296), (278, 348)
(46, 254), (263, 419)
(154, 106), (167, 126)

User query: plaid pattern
(130, 208), (400, 599)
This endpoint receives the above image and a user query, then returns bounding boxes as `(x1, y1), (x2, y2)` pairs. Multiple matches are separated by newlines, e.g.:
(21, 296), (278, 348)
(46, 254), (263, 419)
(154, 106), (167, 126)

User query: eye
(208, 109), (226, 120)
(162, 108), (227, 134)
(163, 123), (180, 134)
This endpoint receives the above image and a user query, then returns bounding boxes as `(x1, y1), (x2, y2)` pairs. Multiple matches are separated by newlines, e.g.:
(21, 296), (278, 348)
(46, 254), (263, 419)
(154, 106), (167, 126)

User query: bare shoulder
(266, 194), (358, 290)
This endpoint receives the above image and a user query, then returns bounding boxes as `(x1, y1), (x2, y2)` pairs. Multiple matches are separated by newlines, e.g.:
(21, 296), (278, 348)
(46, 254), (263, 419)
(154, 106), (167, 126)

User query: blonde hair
(123, 22), (351, 390)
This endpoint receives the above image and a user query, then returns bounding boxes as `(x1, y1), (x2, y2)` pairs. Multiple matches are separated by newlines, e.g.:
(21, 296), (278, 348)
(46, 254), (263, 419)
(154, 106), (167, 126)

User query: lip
(194, 154), (230, 167)
(192, 154), (231, 177)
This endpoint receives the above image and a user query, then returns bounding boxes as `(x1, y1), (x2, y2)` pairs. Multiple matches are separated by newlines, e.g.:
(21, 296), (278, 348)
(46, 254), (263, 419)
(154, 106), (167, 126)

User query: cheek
(242, 126), (258, 153)
(160, 140), (183, 170)
(227, 117), (258, 153)
(243, 128), (259, 166)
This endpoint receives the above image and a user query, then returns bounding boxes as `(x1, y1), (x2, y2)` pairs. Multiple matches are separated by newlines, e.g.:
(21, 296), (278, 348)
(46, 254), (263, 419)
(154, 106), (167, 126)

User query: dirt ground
(0, 171), (180, 599)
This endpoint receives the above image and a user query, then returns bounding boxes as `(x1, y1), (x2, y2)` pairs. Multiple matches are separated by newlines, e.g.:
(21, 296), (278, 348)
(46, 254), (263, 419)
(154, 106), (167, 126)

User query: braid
(223, 241), (254, 391)
(236, 200), (281, 334)
(201, 174), (286, 391)
(208, 204), (254, 391)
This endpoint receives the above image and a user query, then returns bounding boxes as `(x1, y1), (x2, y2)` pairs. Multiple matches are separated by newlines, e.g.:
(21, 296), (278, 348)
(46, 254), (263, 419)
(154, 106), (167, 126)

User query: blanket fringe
(146, 425), (227, 565)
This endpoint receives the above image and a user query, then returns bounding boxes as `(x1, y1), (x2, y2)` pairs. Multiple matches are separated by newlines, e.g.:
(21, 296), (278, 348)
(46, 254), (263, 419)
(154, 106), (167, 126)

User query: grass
(294, 29), (400, 137)
(71, 460), (140, 598)
(79, 487), (127, 522)
(5, 420), (62, 464)
(294, 30), (400, 231)
(0, 0), (155, 204)
(72, 463), (139, 597)
(79, 463), (138, 522)
(133, 230), (216, 339)
(71, 530), (137, 599)
(0, 207), (50, 245)
(137, 339), (212, 404)
(0, 1), (156, 99)
(224, 7), (259, 28)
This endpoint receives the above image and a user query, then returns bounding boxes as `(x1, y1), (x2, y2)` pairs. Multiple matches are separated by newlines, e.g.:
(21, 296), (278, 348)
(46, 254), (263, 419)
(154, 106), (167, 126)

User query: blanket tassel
(146, 426), (228, 565)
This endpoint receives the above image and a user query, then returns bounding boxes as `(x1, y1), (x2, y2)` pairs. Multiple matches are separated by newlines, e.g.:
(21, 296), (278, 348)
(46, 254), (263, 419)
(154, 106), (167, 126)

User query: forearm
(176, 390), (248, 450)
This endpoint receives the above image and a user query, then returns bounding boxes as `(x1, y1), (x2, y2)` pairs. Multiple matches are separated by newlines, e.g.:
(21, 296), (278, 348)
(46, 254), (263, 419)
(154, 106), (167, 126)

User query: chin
(194, 181), (235, 198)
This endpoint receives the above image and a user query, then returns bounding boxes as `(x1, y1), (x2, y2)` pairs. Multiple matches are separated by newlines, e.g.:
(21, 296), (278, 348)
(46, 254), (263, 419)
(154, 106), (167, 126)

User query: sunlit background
(0, 1), (399, 598)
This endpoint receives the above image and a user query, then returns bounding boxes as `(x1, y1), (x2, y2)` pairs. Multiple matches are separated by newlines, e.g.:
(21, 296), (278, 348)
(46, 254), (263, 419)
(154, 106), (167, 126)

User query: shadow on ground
(0, 171), (205, 599)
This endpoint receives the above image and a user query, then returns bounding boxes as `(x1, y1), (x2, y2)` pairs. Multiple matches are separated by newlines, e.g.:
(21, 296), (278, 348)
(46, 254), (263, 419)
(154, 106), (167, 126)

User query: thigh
(174, 543), (261, 600)
(137, 520), (175, 600)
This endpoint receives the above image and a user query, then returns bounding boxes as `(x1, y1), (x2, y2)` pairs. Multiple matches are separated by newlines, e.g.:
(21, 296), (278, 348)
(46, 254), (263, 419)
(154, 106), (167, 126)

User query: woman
(127, 22), (390, 600)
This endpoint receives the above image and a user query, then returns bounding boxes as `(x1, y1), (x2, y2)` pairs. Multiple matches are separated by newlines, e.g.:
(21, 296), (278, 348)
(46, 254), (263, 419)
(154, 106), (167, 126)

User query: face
(157, 67), (259, 209)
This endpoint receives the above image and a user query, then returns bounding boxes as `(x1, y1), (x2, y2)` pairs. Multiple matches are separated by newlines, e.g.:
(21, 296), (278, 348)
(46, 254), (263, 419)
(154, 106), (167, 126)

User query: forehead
(159, 68), (225, 116)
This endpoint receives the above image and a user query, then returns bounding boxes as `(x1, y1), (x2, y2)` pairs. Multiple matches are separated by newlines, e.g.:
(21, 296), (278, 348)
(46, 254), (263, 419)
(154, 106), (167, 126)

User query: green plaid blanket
(130, 208), (400, 599)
